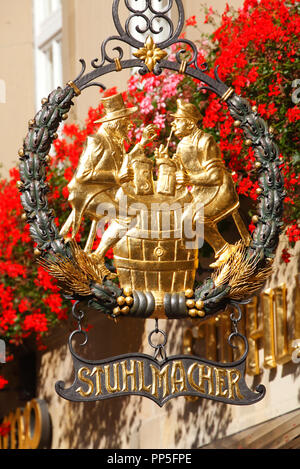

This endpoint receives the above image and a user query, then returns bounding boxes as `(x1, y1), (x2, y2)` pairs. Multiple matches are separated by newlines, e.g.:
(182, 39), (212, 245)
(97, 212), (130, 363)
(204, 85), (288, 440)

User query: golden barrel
(114, 189), (198, 317)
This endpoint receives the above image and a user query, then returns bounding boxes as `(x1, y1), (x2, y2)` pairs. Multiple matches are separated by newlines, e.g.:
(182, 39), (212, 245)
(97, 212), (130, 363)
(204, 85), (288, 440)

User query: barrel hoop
(164, 293), (188, 318)
(130, 291), (155, 317)
(114, 257), (198, 272)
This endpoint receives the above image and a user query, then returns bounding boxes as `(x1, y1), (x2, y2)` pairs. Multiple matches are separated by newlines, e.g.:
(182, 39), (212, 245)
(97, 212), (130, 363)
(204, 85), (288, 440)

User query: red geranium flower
(186, 15), (197, 26)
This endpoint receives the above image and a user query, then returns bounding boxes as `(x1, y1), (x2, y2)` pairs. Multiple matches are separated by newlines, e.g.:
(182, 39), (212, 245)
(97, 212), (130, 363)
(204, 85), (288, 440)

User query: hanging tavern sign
(18, 0), (284, 407)
(55, 325), (265, 406)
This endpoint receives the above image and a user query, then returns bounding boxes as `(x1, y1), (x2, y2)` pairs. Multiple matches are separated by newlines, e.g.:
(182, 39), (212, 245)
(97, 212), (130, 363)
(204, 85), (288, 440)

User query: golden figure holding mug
(59, 93), (156, 276)
(155, 99), (251, 268)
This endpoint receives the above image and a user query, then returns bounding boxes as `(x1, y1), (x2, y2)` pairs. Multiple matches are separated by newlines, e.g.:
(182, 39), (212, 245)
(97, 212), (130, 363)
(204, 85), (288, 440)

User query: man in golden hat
(60, 93), (156, 273)
(159, 99), (250, 268)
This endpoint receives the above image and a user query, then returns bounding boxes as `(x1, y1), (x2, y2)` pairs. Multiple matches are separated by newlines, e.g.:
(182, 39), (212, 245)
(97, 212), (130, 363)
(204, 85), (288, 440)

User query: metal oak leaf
(133, 36), (168, 72)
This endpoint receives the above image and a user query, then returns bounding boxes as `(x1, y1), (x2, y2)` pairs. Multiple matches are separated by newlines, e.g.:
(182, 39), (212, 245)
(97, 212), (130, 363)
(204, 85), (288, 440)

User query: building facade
(0, 0), (299, 450)
(0, 0), (243, 175)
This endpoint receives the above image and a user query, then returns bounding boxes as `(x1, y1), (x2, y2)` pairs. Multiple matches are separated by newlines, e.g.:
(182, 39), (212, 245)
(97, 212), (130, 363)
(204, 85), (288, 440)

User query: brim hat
(171, 99), (202, 122)
(94, 93), (138, 123)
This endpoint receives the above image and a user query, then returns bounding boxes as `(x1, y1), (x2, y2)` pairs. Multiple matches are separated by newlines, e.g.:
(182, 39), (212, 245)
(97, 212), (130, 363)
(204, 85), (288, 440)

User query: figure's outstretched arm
(127, 124), (157, 160)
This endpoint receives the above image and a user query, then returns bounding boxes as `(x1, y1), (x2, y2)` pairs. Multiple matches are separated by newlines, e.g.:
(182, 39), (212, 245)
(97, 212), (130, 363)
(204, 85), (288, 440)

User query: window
(33, 0), (63, 109)
(128, 0), (171, 45)
(0, 79), (6, 104)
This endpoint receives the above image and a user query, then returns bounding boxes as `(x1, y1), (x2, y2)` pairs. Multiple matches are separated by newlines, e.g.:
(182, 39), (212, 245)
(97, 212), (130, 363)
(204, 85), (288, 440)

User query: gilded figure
(60, 93), (156, 275)
(155, 99), (251, 268)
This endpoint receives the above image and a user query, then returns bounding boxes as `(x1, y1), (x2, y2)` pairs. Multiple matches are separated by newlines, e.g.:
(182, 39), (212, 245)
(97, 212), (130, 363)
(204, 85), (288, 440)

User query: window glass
(128, 0), (170, 43)
(33, 0), (62, 108)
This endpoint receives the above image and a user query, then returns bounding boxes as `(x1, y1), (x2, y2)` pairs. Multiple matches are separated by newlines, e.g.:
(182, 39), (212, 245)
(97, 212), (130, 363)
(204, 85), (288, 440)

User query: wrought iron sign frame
(18, 0), (284, 407)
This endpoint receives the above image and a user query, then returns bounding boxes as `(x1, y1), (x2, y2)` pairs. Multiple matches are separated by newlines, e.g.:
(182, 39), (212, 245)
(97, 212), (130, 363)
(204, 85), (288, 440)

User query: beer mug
(157, 159), (177, 196)
(132, 156), (154, 195)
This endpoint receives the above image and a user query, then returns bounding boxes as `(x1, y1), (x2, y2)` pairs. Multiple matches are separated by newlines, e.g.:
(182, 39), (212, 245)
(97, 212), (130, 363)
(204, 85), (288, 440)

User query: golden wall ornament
(0, 399), (51, 450)
(18, 0), (285, 406)
(181, 277), (300, 408)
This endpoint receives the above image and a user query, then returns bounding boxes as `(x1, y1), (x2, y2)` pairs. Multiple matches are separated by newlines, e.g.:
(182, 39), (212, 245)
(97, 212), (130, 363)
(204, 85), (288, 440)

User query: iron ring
(148, 329), (167, 349)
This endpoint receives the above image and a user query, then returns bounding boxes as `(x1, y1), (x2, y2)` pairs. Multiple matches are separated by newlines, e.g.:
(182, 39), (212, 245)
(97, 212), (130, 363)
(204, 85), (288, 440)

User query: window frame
(33, 0), (63, 109)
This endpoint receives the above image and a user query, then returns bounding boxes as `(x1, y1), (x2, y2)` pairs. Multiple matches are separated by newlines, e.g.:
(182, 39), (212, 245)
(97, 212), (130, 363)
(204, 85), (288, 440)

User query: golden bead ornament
(115, 288), (134, 316)
(117, 296), (126, 306)
(186, 299), (195, 309)
(185, 289), (194, 299)
(195, 300), (204, 310)
(185, 295), (206, 318)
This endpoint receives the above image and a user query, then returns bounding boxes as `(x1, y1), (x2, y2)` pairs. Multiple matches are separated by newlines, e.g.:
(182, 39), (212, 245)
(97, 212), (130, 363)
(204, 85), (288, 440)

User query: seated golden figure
(60, 93), (156, 276)
(167, 99), (251, 268)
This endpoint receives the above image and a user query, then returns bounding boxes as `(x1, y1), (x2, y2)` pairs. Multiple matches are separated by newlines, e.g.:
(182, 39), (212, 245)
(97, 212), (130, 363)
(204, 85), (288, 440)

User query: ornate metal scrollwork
(18, 0), (284, 321)
(73, 0), (219, 91)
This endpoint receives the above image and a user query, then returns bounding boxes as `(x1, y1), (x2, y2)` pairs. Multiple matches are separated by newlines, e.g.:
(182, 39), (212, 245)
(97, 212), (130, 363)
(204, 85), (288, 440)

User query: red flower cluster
(186, 15), (197, 27)
(0, 375), (8, 390)
(22, 313), (48, 333)
(201, 0), (299, 219)
(281, 248), (291, 264)
(204, 7), (214, 24)
(286, 224), (300, 244)
(286, 107), (300, 123)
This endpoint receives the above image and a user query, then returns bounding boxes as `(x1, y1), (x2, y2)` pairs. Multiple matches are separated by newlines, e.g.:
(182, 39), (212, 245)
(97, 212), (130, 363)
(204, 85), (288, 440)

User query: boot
(209, 243), (237, 269)
(89, 253), (117, 280)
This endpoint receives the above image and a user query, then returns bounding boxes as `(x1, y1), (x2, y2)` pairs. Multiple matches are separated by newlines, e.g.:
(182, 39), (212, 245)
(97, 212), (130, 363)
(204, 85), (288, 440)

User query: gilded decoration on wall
(133, 36), (168, 72)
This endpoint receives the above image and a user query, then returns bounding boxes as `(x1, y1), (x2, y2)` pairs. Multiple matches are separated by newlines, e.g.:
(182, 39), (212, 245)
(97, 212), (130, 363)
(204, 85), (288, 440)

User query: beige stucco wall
(62, 0), (132, 124)
(0, 0), (35, 178)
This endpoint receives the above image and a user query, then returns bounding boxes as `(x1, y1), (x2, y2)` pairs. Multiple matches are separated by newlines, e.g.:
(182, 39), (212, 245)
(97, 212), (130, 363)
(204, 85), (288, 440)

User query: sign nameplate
(55, 350), (265, 407)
